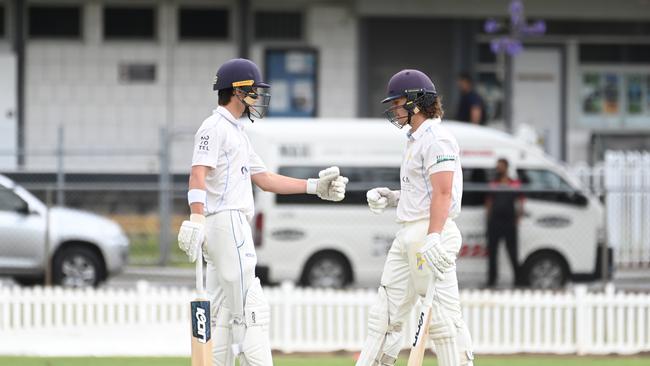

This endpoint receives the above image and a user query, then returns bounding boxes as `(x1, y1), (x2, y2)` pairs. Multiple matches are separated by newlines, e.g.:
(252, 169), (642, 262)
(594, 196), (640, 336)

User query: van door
(0, 53), (17, 170)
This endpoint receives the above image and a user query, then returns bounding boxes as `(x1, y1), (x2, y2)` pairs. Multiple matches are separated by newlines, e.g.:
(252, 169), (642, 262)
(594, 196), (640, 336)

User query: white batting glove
(366, 187), (400, 214)
(417, 233), (455, 281)
(177, 214), (206, 263)
(307, 166), (349, 202)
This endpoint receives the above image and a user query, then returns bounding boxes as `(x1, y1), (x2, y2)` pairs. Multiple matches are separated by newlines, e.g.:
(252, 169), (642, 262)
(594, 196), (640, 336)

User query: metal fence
(0, 281), (649, 356)
(1, 126), (649, 285)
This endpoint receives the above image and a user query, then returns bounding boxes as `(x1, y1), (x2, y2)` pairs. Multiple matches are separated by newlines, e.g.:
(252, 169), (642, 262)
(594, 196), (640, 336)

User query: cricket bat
(407, 280), (436, 366)
(191, 246), (213, 366)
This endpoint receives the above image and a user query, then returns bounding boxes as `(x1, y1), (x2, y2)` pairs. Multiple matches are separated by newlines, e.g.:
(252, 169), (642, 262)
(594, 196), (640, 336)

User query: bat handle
(196, 243), (204, 294)
(423, 278), (436, 306)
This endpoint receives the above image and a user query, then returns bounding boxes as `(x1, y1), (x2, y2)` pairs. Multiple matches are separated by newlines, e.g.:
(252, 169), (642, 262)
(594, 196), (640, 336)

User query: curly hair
(419, 95), (444, 119)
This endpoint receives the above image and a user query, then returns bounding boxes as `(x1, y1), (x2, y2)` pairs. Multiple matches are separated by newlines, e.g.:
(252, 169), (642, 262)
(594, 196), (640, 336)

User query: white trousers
(375, 218), (474, 362)
(203, 210), (272, 366)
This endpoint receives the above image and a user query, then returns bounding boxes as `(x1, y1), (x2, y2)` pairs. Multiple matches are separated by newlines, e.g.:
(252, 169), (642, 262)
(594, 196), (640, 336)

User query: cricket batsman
(356, 69), (474, 366)
(177, 58), (349, 366)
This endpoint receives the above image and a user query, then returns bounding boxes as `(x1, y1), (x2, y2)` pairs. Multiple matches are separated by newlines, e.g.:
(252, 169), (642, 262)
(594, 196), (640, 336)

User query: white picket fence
(1, 282), (650, 356)
(572, 151), (650, 268)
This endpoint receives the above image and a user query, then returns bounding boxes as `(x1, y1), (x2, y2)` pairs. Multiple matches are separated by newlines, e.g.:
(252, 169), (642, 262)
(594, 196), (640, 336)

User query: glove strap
(306, 178), (318, 195)
(190, 213), (206, 224)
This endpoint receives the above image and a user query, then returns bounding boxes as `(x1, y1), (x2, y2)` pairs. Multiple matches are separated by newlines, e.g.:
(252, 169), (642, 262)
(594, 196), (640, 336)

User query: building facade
(0, 0), (649, 173)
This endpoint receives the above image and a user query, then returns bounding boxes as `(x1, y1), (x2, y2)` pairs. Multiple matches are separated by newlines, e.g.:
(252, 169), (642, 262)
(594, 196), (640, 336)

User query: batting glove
(177, 214), (206, 263)
(307, 166), (349, 202)
(417, 233), (455, 281)
(366, 187), (400, 214)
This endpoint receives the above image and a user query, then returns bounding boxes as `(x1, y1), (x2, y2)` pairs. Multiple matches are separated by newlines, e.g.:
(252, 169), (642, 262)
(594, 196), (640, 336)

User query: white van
(248, 120), (609, 289)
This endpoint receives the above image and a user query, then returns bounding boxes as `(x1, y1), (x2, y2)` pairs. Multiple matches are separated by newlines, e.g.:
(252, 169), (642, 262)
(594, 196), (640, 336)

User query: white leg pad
(212, 305), (235, 366)
(455, 319), (475, 366)
(428, 303), (460, 366)
(239, 278), (272, 366)
(356, 287), (402, 366)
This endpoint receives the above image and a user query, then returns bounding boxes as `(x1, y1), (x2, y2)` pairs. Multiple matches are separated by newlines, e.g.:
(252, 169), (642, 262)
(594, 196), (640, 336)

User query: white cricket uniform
(397, 118), (463, 222)
(192, 106), (267, 221)
(191, 106), (272, 366)
(357, 118), (474, 365)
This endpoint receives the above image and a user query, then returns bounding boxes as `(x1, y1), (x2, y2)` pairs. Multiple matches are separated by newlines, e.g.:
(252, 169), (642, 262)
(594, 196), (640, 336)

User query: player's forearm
(252, 172), (307, 194)
(428, 192), (452, 234)
(188, 168), (207, 215)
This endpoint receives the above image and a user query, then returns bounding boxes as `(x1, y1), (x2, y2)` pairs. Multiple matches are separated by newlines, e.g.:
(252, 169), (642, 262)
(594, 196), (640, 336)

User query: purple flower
(484, 19), (501, 33)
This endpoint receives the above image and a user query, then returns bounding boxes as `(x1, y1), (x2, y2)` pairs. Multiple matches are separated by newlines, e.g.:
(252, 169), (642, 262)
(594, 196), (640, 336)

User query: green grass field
(0, 355), (648, 366)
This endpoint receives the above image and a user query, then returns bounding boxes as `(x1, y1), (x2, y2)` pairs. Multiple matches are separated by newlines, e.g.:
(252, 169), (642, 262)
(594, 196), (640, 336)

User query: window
(254, 11), (302, 40)
(275, 166), (399, 205)
(104, 6), (155, 40)
(517, 169), (587, 206)
(28, 5), (82, 39)
(580, 44), (650, 64)
(118, 63), (156, 83)
(0, 5), (5, 38)
(179, 7), (228, 40)
(518, 170), (573, 191)
(545, 20), (650, 36)
(0, 187), (27, 212)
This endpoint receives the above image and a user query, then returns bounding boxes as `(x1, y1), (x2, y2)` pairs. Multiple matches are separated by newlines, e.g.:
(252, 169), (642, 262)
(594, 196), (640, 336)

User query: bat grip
(423, 278), (436, 306)
(196, 243), (204, 294)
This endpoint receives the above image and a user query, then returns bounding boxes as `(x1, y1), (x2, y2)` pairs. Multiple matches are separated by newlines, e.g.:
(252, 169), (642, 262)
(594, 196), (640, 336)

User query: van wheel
(302, 252), (351, 289)
(523, 252), (568, 289)
(53, 246), (103, 288)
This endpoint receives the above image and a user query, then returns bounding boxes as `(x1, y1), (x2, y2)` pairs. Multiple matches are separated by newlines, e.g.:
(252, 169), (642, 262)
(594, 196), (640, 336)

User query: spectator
(485, 158), (524, 288)
(456, 73), (487, 125)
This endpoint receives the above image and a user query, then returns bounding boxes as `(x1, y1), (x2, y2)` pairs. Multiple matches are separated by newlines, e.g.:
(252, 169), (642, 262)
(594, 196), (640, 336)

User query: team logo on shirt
(198, 135), (210, 152)
(241, 166), (249, 176)
(435, 154), (456, 164)
(402, 176), (410, 184)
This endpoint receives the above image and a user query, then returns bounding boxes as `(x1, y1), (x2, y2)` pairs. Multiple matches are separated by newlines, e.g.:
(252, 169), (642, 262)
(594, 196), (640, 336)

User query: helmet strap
(245, 106), (254, 123)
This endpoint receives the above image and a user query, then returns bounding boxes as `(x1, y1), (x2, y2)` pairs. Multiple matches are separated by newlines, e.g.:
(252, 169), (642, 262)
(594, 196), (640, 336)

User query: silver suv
(0, 175), (129, 287)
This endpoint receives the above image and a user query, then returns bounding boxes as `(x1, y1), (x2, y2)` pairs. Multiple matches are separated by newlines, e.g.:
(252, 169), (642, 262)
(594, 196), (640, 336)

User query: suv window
(276, 166), (399, 205)
(0, 186), (27, 212)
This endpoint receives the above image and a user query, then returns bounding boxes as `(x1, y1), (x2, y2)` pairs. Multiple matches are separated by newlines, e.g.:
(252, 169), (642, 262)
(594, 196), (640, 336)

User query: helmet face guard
(234, 80), (271, 120)
(382, 91), (434, 129)
(383, 103), (411, 129)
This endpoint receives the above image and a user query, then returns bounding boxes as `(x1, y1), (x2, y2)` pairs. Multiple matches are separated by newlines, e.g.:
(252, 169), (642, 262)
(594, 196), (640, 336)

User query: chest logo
(402, 176), (410, 184)
(241, 166), (249, 176)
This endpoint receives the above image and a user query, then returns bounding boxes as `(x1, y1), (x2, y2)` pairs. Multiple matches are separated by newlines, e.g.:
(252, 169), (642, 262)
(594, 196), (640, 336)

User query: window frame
(253, 10), (304, 41)
(0, 4), (5, 39)
(27, 4), (83, 40)
(177, 6), (230, 41)
(102, 5), (157, 41)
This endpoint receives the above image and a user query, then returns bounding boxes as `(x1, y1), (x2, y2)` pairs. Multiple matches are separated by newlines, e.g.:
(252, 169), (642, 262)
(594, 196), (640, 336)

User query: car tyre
(53, 246), (103, 288)
(522, 252), (569, 290)
(302, 252), (351, 289)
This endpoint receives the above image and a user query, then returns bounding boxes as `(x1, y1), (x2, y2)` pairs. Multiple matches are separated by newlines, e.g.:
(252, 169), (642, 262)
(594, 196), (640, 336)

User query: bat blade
(407, 304), (432, 366)
(191, 298), (213, 366)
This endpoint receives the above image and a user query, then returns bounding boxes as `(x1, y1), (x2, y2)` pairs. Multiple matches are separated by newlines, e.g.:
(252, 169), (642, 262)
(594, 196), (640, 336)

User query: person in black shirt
(456, 73), (487, 125)
(485, 158), (523, 288)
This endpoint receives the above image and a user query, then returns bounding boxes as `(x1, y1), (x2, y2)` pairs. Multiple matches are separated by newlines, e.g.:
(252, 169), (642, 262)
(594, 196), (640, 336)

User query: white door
(512, 48), (563, 160)
(0, 53), (17, 170)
